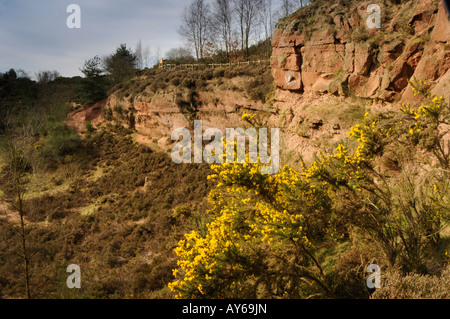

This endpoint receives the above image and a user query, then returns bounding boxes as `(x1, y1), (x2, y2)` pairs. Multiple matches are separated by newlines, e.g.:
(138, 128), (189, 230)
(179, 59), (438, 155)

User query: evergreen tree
(78, 56), (108, 104)
(103, 44), (137, 83)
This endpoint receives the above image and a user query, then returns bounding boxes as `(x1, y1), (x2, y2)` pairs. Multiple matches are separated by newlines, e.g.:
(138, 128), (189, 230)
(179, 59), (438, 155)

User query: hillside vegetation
(0, 124), (213, 298)
(1, 74), (448, 299)
(169, 80), (450, 299)
(0, 0), (449, 300)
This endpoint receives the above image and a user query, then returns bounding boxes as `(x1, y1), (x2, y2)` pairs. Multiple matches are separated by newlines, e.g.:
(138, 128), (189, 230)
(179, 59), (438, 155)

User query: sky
(0, 0), (295, 78)
(0, 0), (193, 77)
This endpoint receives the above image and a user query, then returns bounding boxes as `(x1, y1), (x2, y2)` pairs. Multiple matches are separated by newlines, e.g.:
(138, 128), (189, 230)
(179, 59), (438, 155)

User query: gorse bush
(169, 81), (450, 299)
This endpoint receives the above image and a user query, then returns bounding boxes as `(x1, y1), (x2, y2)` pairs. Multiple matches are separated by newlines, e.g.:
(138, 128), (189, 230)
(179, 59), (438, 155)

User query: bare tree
(179, 0), (212, 60)
(1, 124), (42, 299)
(233, 0), (262, 59)
(142, 46), (151, 69)
(279, 0), (295, 17)
(299, 0), (313, 8)
(212, 0), (234, 59)
(165, 47), (195, 64)
(7, 140), (31, 299)
(260, 0), (274, 58)
(134, 40), (152, 69)
(135, 40), (144, 70)
(16, 69), (31, 80)
(35, 70), (61, 83)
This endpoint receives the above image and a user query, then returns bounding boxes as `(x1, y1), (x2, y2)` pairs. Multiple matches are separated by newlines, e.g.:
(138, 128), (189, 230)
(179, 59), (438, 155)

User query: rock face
(272, 0), (449, 102)
(104, 81), (267, 150)
(93, 0), (448, 164)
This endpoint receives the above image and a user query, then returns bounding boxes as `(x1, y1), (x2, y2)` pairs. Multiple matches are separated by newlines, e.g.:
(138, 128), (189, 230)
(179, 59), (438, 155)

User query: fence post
(159, 59), (271, 72)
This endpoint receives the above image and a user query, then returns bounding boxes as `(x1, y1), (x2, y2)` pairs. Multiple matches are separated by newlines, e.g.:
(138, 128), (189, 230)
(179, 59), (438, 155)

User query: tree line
(178, 0), (313, 61)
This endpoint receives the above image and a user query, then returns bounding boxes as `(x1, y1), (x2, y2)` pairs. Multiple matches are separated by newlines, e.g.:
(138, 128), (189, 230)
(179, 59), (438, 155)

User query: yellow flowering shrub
(170, 86), (449, 298)
(169, 157), (336, 298)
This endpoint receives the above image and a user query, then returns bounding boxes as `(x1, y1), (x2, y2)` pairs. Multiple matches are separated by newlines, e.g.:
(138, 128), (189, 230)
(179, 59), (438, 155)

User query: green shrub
(43, 134), (81, 157)
(86, 122), (94, 133)
(42, 119), (82, 158)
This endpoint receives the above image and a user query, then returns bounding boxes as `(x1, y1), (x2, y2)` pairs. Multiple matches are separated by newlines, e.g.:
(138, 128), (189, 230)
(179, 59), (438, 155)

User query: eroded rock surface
(272, 0), (449, 102)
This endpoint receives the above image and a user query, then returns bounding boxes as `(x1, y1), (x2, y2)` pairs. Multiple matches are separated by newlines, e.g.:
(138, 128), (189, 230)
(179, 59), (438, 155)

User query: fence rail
(159, 60), (270, 70)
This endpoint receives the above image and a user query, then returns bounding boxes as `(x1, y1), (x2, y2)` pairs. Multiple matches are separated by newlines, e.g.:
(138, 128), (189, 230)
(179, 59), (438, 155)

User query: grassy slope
(0, 126), (213, 299)
(0, 64), (274, 299)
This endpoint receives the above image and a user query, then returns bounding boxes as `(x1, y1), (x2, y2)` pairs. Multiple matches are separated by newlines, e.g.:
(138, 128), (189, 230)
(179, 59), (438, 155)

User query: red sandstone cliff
(76, 0), (449, 164)
(271, 0), (449, 102)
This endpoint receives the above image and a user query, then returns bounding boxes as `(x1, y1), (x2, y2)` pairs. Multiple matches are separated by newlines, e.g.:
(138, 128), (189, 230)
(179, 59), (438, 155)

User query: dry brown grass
(0, 127), (213, 299)
(372, 265), (450, 299)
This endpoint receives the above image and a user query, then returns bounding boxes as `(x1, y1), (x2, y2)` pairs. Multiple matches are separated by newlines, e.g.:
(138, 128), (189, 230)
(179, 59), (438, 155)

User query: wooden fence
(159, 60), (270, 70)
